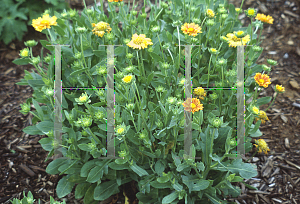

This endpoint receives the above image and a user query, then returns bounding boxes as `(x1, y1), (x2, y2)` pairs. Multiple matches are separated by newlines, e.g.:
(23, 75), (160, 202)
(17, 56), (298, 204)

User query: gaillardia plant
(14, 0), (279, 203)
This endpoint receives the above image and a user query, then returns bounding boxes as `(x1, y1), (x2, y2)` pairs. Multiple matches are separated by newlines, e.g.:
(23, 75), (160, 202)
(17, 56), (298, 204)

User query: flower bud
(105, 33), (114, 41)
(95, 110), (105, 120)
(141, 13), (147, 18)
(262, 64), (271, 72)
(253, 45), (262, 52)
(167, 97), (177, 105)
(221, 14), (228, 19)
(209, 92), (218, 100)
(45, 88), (54, 96)
(216, 58), (227, 66)
(148, 47), (153, 52)
(123, 38), (130, 44)
(118, 150), (127, 157)
(126, 53), (133, 59)
(131, 10), (137, 15)
(209, 48), (218, 55)
(235, 30), (245, 38)
(125, 65), (135, 73)
(179, 119), (184, 127)
(20, 102), (30, 115)
(52, 140), (60, 149)
(161, 2), (168, 9)
(162, 43), (171, 50)
(191, 37), (198, 44)
(230, 139), (236, 148)
(126, 103), (134, 111)
(192, 18), (200, 24)
(235, 8), (242, 14)
(155, 119), (163, 128)
(130, 19), (137, 25)
(75, 27), (87, 33)
(245, 8), (256, 18)
(212, 117), (222, 128)
(74, 52), (82, 59)
(218, 8), (227, 14)
(19, 48), (29, 58)
(206, 19), (215, 26)
(267, 59), (277, 66)
(97, 66), (107, 75)
(151, 25), (160, 33)
(172, 20), (181, 27)
(219, 4), (224, 8)
(191, 6), (196, 12)
(156, 85), (165, 93)
(86, 9), (93, 15)
(81, 130), (88, 136)
(116, 72), (124, 79)
(31, 56), (40, 65)
(24, 40), (38, 47)
(69, 9), (77, 17)
(44, 55), (51, 63)
(162, 62), (170, 69)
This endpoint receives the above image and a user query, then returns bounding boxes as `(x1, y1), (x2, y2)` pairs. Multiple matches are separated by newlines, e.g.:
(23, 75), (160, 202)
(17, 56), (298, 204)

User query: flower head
(245, 8), (257, 17)
(127, 33), (153, 50)
(206, 9), (215, 18)
(115, 123), (128, 136)
(20, 48), (29, 58)
(224, 32), (250, 47)
(24, 40), (38, 47)
(255, 13), (274, 24)
(255, 110), (269, 124)
(182, 97), (203, 114)
(252, 106), (260, 115)
(254, 139), (270, 154)
(193, 87), (206, 100)
(235, 8), (242, 14)
(254, 73), (271, 88)
(209, 48), (218, 55)
(92, 21), (112, 37)
(32, 14), (57, 32)
(122, 74), (134, 84)
(275, 85), (285, 93)
(75, 27), (87, 33)
(75, 92), (91, 105)
(181, 23), (202, 37)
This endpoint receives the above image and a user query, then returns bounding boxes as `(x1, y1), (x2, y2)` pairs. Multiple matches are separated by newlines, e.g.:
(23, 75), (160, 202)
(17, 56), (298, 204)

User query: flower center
(41, 19), (50, 25)
(191, 103), (196, 109)
(117, 128), (124, 134)
(259, 79), (265, 84)
(237, 31), (244, 35)
(248, 9), (255, 15)
(188, 27), (194, 32)
(97, 22), (107, 30)
(133, 36), (144, 44)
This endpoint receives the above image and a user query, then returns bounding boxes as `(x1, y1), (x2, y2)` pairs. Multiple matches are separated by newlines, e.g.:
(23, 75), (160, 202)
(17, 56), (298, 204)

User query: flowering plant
(14, 0), (284, 203)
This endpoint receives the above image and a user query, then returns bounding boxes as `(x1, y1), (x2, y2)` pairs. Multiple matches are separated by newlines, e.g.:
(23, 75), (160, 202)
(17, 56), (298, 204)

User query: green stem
(257, 28), (263, 45)
(264, 92), (278, 112)
(197, 17), (206, 67)
(246, 149), (258, 162)
(87, 127), (106, 149)
(250, 18), (253, 43)
(177, 26), (181, 72)
(47, 29), (54, 42)
(207, 55), (212, 87)
(253, 86), (258, 102)
(80, 35), (87, 68)
(156, 33), (165, 62)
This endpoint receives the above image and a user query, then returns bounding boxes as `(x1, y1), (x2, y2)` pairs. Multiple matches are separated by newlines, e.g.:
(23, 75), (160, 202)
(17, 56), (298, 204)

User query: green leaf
(84, 183), (97, 204)
(75, 182), (90, 199)
(12, 58), (31, 65)
(129, 162), (149, 177)
(40, 40), (54, 51)
(36, 121), (54, 134)
(162, 191), (178, 204)
(249, 120), (261, 134)
(80, 160), (96, 177)
(39, 138), (52, 151)
(157, 176), (169, 183)
(22, 125), (44, 135)
(54, 26), (65, 36)
(176, 163), (190, 172)
(204, 193), (224, 204)
(249, 128), (262, 137)
(70, 67), (89, 76)
(94, 180), (120, 201)
(149, 52), (163, 63)
(108, 162), (129, 170)
(86, 161), (110, 183)
(56, 175), (76, 198)
(78, 144), (92, 151)
(150, 180), (172, 189)
(154, 160), (165, 175)
(67, 174), (87, 183)
(32, 99), (43, 121)
(114, 46), (126, 56)
(147, 71), (154, 85)
(256, 96), (272, 106)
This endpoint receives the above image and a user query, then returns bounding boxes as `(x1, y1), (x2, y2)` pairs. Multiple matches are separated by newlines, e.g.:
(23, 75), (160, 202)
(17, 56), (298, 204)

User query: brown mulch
(1, 0), (300, 203)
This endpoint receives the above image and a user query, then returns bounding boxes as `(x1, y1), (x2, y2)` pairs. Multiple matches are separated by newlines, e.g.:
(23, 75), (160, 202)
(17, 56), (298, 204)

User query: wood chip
(290, 80), (300, 89)
(285, 160), (300, 170)
(284, 138), (290, 149)
(280, 115), (288, 123)
(248, 190), (271, 195)
(19, 164), (36, 177)
(283, 10), (300, 18)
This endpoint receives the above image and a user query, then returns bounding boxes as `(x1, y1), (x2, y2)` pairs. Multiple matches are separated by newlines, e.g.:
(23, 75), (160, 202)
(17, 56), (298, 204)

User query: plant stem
(250, 18), (253, 43)
(80, 34), (87, 68)
(264, 92), (278, 112)
(156, 33), (165, 62)
(246, 149), (258, 162)
(177, 26), (181, 72)
(207, 55), (212, 87)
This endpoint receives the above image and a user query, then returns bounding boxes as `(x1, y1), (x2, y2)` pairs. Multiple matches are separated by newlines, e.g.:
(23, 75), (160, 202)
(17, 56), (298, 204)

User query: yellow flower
(235, 8), (242, 13)
(225, 32), (250, 47)
(122, 75), (133, 84)
(108, 0), (123, 2)
(79, 95), (87, 102)
(92, 21), (112, 37)
(20, 48), (29, 58)
(117, 127), (125, 134)
(245, 8), (256, 17)
(254, 139), (270, 154)
(255, 13), (274, 24)
(182, 97), (203, 114)
(193, 87), (206, 100)
(254, 73), (271, 88)
(255, 110), (269, 124)
(275, 84), (285, 93)
(32, 14), (57, 32)
(181, 23), (202, 37)
(127, 33), (153, 50)
(252, 106), (259, 115)
(206, 9), (215, 18)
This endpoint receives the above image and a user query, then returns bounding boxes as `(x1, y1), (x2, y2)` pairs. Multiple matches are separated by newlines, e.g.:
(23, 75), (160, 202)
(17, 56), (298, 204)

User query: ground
(1, 0), (300, 203)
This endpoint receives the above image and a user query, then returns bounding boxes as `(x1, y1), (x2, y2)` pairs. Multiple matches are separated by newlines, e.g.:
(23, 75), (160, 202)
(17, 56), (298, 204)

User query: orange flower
(275, 84), (285, 93)
(181, 23), (202, 37)
(254, 73), (271, 88)
(182, 97), (203, 114)
(108, 0), (123, 2)
(255, 13), (274, 24)
(255, 110), (269, 124)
